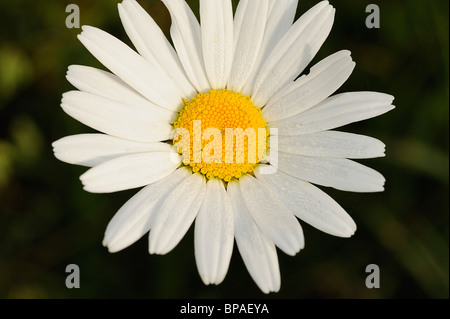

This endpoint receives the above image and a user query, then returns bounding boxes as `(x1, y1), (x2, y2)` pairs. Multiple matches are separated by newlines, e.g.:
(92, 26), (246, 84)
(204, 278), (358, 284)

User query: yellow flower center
(173, 89), (268, 182)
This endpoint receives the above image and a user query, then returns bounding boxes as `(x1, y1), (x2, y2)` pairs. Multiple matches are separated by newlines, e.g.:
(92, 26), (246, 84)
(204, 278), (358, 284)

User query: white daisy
(53, 0), (395, 293)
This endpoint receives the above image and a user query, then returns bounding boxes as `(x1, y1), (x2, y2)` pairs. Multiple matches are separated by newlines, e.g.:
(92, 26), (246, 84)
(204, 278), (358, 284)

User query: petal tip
(339, 224), (357, 238)
(148, 245), (156, 255)
(106, 244), (122, 253)
(261, 283), (281, 294)
(51, 139), (61, 149)
(198, 274), (212, 286)
(149, 241), (165, 255)
(80, 25), (94, 33)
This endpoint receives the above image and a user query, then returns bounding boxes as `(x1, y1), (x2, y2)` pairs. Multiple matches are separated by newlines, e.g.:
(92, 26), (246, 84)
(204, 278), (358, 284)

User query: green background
(0, 0), (448, 298)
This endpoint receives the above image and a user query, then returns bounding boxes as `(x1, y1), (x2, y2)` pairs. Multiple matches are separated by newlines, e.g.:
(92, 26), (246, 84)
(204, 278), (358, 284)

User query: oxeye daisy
(53, 0), (395, 293)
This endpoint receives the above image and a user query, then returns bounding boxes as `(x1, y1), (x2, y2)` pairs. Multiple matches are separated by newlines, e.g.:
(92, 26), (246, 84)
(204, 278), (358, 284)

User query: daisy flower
(53, 0), (395, 293)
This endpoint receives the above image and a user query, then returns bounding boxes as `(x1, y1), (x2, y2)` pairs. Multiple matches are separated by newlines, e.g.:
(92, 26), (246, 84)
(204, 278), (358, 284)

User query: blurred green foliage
(0, 0), (448, 298)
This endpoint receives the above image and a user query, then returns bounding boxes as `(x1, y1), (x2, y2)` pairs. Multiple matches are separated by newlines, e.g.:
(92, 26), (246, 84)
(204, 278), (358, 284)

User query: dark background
(0, 0), (448, 298)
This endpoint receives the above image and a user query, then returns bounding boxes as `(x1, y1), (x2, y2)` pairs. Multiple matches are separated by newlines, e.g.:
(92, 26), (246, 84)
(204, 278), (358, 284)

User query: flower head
(53, 0), (394, 293)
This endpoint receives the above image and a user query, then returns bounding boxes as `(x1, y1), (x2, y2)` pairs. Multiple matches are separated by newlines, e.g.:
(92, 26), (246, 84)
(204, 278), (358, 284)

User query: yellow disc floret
(173, 89), (268, 182)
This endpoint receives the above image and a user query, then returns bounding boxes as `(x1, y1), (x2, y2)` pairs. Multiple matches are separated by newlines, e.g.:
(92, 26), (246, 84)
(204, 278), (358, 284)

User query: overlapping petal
(239, 175), (304, 256)
(103, 168), (192, 252)
(262, 50), (355, 121)
(78, 26), (183, 111)
(241, 0), (298, 96)
(149, 173), (206, 255)
(66, 65), (176, 123)
(251, 1), (335, 106)
(162, 0), (211, 92)
(227, 0), (270, 92)
(255, 167), (356, 237)
(228, 181), (280, 293)
(118, 0), (196, 99)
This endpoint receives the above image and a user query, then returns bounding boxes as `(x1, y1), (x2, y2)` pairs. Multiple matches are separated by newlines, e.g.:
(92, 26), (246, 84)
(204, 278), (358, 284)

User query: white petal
(227, 0), (270, 92)
(241, 0), (298, 96)
(52, 134), (173, 167)
(162, 0), (210, 92)
(251, 1), (335, 107)
(272, 131), (386, 159)
(254, 167), (356, 237)
(262, 50), (355, 121)
(194, 179), (234, 285)
(66, 65), (176, 123)
(228, 181), (280, 294)
(277, 152), (386, 192)
(78, 26), (183, 111)
(200, 0), (233, 89)
(149, 173), (206, 255)
(118, 0), (196, 99)
(61, 91), (172, 143)
(80, 151), (181, 193)
(269, 92), (395, 135)
(238, 175), (304, 256)
(103, 167), (191, 252)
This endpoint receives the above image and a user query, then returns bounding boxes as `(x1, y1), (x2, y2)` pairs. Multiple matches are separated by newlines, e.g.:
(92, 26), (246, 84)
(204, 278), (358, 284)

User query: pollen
(173, 89), (269, 182)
